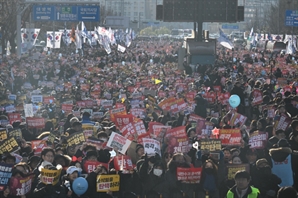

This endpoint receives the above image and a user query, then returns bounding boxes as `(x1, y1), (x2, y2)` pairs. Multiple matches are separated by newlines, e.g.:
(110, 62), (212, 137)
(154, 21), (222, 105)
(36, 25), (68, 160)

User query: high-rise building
(100, 0), (162, 22)
(244, 0), (278, 23)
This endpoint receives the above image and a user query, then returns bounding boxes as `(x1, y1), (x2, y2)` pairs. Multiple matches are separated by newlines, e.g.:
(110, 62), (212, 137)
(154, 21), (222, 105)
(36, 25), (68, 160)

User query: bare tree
(0, 0), (32, 54)
(263, 0), (298, 35)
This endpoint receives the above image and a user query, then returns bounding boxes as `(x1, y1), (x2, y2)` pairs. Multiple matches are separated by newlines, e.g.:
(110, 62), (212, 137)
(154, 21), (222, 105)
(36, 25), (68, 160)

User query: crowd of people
(0, 33), (297, 198)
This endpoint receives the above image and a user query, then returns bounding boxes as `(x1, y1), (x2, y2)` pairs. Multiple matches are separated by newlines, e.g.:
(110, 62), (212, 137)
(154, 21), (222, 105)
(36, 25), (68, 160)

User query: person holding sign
(62, 166), (87, 198)
(32, 166), (66, 198)
(138, 158), (169, 198)
(85, 164), (113, 198)
(226, 170), (260, 198)
(198, 160), (220, 198)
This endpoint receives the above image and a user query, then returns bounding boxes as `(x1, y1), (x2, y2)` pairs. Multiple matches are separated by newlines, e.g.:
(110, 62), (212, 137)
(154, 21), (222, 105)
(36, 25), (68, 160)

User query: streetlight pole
(16, 2), (30, 58)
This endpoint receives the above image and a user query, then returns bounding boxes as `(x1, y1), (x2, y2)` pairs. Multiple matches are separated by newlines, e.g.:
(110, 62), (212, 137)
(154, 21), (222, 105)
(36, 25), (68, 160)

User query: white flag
(75, 25), (82, 49)
(59, 29), (71, 46)
(286, 38), (293, 55)
(217, 28), (234, 50)
(103, 35), (111, 54)
(117, 44), (126, 53)
(81, 21), (92, 46)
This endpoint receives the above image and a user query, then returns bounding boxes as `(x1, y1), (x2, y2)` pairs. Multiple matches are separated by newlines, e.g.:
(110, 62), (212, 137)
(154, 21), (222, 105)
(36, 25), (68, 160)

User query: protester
(0, 30), (297, 198)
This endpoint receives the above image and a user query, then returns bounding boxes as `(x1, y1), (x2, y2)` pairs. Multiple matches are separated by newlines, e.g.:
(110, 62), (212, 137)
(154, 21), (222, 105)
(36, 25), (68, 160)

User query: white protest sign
(107, 132), (132, 155)
(142, 138), (161, 156)
(24, 104), (34, 117)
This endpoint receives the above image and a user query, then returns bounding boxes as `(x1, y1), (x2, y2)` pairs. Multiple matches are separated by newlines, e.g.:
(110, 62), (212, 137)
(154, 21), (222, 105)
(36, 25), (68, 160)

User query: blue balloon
(72, 177), (88, 195)
(229, 94), (240, 108)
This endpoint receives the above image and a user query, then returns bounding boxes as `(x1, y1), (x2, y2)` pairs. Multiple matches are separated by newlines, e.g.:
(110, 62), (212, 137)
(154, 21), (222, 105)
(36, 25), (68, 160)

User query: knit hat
(256, 158), (269, 168)
(135, 144), (144, 153)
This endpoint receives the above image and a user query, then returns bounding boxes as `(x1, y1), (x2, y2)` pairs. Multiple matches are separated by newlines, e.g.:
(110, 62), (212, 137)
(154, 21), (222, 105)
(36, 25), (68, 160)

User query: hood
(269, 147), (292, 162)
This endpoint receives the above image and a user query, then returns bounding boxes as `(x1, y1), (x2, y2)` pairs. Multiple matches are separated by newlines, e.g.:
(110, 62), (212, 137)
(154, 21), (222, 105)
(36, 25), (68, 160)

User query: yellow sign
(200, 139), (222, 151)
(66, 132), (85, 147)
(0, 129), (7, 141)
(226, 164), (250, 180)
(96, 175), (120, 192)
(40, 168), (62, 185)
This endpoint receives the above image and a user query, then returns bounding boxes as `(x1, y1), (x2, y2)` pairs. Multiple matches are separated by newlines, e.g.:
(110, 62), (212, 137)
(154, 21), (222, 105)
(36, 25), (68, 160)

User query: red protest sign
(26, 117), (45, 129)
(109, 107), (127, 123)
(188, 114), (204, 123)
(9, 175), (33, 196)
(262, 105), (276, 118)
(8, 113), (21, 124)
(115, 103), (125, 108)
(274, 114), (292, 131)
(76, 100), (93, 108)
(113, 155), (134, 172)
(202, 92), (216, 104)
(176, 167), (202, 183)
(120, 123), (137, 141)
(80, 84), (90, 92)
(90, 91), (101, 99)
(133, 120), (149, 137)
(249, 131), (268, 149)
(196, 120), (214, 138)
(31, 140), (48, 155)
(230, 112), (247, 127)
(83, 160), (109, 173)
(185, 92), (196, 103)
(61, 104), (73, 113)
(114, 114), (134, 128)
(158, 97), (176, 111)
(251, 89), (263, 106)
(43, 96), (55, 104)
(148, 122), (171, 141)
(218, 92), (230, 105)
(219, 129), (242, 146)
(165, 126), (190, 154)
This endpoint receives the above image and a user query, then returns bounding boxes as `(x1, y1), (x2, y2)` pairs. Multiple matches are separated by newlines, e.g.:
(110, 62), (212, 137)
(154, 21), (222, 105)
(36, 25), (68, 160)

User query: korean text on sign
(96, 175), (120, 192)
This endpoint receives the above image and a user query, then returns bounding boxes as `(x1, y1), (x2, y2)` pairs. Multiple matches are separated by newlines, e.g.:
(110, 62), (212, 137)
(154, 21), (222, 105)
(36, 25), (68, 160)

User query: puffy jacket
(226, 186), (260, 198)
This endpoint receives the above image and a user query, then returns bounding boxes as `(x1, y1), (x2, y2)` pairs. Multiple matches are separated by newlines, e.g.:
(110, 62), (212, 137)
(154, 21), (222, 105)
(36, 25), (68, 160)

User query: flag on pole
(75, 25), (82, 49)
(61, 29), (71, 46)
(46, 31), (61, 48)
(81, 21), (92, 47)
(217, 28), (234, 50)
(154, 79), (162, 84)
(103, 35), (111, 54)
(249, 27), (254, 40)
(286, 37), (293, 55)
